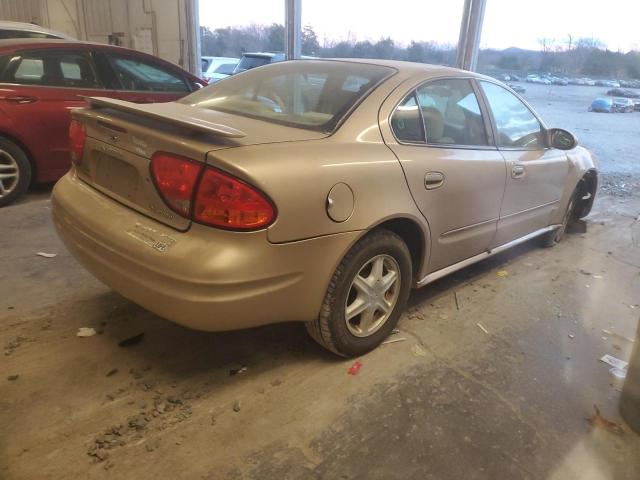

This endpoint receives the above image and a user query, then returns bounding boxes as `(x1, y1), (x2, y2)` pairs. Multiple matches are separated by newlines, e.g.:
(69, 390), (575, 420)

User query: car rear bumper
(52, 172), (359, 331)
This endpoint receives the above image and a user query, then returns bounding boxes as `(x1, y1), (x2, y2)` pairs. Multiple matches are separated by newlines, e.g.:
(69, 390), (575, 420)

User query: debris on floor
(229, 365), (248, 376)
(36, 252), (57, 258)
(77, 327), (97, 337)
(382, 337), (406, 345)
(496, 270), (508, 278)
(7, 374), (19, 381)
(610, 367), (627, 379)
(588, 405), (625, 435)
(411, 344), (427, 357)
(454, 291), (460, 310)
(118, 333), (145, 347)
(347, 360), (363, 375)
(145, 439), (160, 452)
(4, 335), (29, 356)
(568, 334), (575, 339)
(600, 354), (629, 370)
(232, 400), (242, 412)
(602, 329), (635, 343)
(476, 323), (489, 334)
(105, 369), (118, 377)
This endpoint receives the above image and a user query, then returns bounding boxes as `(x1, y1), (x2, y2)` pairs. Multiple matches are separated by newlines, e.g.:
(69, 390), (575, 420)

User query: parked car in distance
(232, 52), (315, 73)
(201, 56), (239, 82)
(508, 83), (526, 94)
(607, 88), (640, 98)
(0, 39), (205, 206)
(0, 20), (72, 40)
(52, 59), (598, 356)
(526, 75), (551, 85)
(233, 52), (285, 73)
(589, 98), (614, 112)
(613, 97), (635, 112)
(596, 79), (621, 88)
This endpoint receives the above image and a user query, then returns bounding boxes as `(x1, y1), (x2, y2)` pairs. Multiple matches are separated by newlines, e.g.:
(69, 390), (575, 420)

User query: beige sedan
(52, 59), (598, 356)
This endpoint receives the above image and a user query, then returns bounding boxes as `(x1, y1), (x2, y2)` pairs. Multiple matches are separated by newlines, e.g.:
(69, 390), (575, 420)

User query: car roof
(320, 58), (487, 80)
(0, 38), (201, 80)
(0, 21), (73, 39)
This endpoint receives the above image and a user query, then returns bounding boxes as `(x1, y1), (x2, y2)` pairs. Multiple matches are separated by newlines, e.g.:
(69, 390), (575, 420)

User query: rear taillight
(150, 152), (203, 217)
(193, 168), (276, 230)
(150, 152), (275, 230)
(69, 119), (86, 165)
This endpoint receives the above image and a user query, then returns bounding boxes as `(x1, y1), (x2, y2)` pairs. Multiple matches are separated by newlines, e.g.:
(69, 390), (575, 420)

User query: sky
(199, 0), (640, 52)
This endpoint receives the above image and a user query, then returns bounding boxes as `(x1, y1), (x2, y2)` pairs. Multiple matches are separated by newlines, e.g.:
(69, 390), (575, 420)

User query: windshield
(180, 60), (395, 132)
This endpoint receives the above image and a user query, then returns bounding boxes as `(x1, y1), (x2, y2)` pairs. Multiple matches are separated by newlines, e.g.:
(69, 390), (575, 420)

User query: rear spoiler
(86, 97), (247, 138)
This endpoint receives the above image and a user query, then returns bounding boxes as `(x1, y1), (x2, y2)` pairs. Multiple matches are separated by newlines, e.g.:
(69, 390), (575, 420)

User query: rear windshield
(235, 55), (272, 72)
(180, 60), (395, 132)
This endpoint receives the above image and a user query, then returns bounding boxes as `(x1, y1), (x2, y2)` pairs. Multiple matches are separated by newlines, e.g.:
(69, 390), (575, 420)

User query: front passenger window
(480, 81), (544, 149)
(106, 54), (189, 92)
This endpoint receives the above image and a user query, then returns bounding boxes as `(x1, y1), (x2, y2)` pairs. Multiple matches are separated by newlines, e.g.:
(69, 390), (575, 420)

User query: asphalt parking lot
(2, 84), (640, 479)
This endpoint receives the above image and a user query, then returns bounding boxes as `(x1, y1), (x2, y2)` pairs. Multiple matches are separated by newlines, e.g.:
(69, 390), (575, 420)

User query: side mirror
(548, 128), (578, 150)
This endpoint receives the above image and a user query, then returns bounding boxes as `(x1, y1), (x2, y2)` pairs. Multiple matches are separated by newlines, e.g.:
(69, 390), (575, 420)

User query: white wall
(6, 0), (199, 72)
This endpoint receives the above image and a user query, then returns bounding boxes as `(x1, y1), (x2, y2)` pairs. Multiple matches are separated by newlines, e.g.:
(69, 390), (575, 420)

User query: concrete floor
(1, 189), (639, 479)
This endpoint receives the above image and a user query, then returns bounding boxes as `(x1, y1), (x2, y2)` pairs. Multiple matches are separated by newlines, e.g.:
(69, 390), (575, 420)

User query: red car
(0, 39), (205, 206)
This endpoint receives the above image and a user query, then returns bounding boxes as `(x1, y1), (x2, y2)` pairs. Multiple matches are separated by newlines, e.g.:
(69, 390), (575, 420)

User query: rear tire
(540, 190), (577, 247)
(0, 138), (31, 207)
(306, 229), (412, 357)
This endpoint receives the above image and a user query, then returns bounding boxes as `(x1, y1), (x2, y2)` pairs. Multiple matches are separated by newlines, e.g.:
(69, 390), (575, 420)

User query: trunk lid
(73, 97), (327, 230)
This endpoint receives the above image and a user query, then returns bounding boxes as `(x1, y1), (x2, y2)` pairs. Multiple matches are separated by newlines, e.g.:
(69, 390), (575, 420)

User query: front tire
(0, 138), (31, 207)
(306, 229), (412, 357)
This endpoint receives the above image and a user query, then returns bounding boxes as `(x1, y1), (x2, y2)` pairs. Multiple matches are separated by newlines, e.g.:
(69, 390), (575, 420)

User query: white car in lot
(0, 20), (72, 39)
(201, 56), (239, 82)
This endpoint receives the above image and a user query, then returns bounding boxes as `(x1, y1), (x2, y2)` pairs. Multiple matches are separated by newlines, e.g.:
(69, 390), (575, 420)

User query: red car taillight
(150, 152), (203, 217)
(150, 152), (276, 230)
(69, 119), (86, 165)
(193, 168), (276, 230)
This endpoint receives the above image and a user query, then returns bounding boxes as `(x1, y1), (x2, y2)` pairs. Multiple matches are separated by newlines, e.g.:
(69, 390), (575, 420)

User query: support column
(185, 0), (201, 76)
(285, 0), (301, 60)
(456, 0), (487, 71)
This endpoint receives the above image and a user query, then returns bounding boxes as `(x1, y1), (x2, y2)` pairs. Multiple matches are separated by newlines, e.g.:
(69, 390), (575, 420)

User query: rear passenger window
(391, 93), (425, 143)
(106, 54), (189, 92)
(14, 58), (43, 82)
(416, 79), (488, 146)
(4, 51), (100, 88)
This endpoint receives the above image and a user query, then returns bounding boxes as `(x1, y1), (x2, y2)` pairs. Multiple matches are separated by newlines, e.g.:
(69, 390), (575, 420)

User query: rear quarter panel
(207, 137), (427, 245)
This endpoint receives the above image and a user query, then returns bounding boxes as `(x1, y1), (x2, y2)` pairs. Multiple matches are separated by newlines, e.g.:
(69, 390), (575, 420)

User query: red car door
(93, 50), (196, 104)
(0, 48), (117, 182)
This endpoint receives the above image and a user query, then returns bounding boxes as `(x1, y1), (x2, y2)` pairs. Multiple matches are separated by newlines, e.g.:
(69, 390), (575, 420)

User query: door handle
(511, 164), (526, 179)
(5, 95), (38, 104)
(424, 171), (445, 190)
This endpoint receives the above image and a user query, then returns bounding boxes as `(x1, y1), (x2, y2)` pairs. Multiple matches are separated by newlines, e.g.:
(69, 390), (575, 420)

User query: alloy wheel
(0, 149), (19, 199)
(344, 254), (401, 337)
